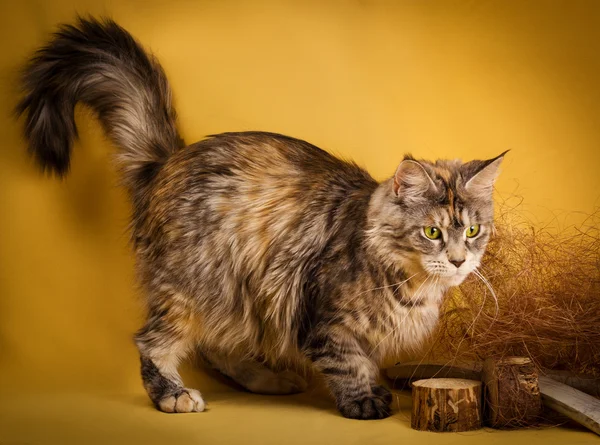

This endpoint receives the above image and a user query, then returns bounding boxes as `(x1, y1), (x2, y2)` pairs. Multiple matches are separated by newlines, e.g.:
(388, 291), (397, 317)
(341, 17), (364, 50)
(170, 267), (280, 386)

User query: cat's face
(408, 192), (492, 287)
(370, 152), (506, 287)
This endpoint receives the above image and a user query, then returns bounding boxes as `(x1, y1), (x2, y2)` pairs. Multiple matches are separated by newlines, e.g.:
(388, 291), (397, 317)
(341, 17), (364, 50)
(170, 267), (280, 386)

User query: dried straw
(432, 197), (600, 378)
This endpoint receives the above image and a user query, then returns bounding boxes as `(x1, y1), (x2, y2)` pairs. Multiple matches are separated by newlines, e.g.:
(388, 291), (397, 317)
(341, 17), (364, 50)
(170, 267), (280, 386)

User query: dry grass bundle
(433, 198), (600, 377)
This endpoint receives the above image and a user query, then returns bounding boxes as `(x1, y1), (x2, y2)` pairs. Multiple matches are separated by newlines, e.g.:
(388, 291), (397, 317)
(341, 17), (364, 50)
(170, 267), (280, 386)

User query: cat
(16, 17), (505, 419)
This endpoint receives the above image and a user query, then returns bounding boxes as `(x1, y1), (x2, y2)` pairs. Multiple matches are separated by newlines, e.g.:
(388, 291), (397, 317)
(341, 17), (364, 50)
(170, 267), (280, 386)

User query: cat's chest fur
(352, 278), (446, 364)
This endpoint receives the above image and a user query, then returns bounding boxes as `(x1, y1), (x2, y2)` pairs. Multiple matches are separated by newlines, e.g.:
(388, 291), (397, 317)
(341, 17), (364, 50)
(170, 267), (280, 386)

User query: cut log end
(411, 378), (482, 432)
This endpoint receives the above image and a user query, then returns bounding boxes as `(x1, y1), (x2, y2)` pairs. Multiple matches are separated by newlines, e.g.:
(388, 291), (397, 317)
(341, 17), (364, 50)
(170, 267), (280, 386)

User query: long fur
(16, 17), (504, 419)
(15, 17), (182, 193)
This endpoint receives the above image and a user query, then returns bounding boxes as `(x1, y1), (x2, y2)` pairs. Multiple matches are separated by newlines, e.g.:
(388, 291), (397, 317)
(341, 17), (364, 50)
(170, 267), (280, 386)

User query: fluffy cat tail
(15, 16), (182, 189)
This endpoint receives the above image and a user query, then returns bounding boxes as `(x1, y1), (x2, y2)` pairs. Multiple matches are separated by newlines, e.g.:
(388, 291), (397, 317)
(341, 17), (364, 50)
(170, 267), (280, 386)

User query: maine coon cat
(16, 17), (505, 419)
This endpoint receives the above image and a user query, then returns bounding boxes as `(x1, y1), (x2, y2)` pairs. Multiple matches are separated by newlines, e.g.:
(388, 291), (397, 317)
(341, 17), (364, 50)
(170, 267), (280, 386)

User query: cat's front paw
(157, 388), (205, 413)
(337, 387), (392, 420)
(371, 384), (393, 405)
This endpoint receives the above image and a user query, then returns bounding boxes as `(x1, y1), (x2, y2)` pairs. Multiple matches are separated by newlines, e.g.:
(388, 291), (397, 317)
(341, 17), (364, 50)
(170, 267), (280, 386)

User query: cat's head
(369, 152), (507, 287)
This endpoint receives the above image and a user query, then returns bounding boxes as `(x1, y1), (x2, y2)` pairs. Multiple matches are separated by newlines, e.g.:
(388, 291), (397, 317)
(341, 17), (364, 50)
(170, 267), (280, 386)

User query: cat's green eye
(424, 226), (441, 240)
(466, 224), (480, 238)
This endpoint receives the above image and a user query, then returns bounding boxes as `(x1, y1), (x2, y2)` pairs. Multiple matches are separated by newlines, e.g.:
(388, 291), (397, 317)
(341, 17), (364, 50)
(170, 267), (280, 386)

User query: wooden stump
(482, 357), (542, 428)
(411, 378), (482, 432)
(386, 361), (600, 397)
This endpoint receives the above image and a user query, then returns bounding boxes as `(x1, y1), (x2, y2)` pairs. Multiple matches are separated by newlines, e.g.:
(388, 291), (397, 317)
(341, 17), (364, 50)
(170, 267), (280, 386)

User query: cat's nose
(449, 259), (465, 268)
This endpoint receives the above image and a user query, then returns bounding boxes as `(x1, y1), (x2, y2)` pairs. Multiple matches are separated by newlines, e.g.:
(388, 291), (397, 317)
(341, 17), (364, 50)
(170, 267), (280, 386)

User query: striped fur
(16, 17), (505, 419)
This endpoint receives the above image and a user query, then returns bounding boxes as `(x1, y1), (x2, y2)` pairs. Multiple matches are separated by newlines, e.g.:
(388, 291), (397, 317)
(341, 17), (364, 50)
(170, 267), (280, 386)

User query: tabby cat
(16, 17), (505, 419)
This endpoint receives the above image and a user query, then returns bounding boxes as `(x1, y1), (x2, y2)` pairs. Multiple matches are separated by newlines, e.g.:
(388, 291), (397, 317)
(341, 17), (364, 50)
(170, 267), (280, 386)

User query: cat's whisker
(434, 269), (498, 374)
(473, 268), (499, 322)
(329, 272), (420, 322)
(405, 294), (444, 382)
(390, 274), (440, 357)
(469, 269), (502, 345)
(358, 272), (421, 297)
(390, 274), (432, 322)
(368, 273), (434, 358)
(433, 287), (489, 377)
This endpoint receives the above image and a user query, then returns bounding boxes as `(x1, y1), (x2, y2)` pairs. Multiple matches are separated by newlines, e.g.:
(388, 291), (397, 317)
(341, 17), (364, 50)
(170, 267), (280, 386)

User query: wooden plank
(539, 376), (600, 436)
(386, 361), (482, 382)
(540, 371), (600, 397)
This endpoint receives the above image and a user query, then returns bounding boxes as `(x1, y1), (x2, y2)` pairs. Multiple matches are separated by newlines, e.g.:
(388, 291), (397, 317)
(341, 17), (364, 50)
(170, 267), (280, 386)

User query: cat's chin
(442, 273), (468, 287)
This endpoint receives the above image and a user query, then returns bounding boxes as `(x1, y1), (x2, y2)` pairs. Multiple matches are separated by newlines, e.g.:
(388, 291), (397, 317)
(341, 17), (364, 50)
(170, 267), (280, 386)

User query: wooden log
(482, 357), (542, 428)
(539, 376), (600, 436)
(388, 361), (600, 434)
(411, 378), (482, 432)
(386, 362), (600, 397)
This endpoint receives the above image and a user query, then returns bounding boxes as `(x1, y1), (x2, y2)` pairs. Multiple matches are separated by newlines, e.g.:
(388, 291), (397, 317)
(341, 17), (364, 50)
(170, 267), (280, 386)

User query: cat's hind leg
(201, 350), (307, 395)
(135, 290), (205, 413)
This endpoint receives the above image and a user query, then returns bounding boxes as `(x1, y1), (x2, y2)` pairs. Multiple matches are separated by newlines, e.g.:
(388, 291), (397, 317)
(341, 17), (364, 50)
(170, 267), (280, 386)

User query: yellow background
(0, 1), (598, 443)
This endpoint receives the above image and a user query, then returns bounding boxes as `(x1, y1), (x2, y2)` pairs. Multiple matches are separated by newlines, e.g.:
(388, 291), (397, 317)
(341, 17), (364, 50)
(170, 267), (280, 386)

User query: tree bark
(482, 357), (542, 428)
(411, 378), (482, 432)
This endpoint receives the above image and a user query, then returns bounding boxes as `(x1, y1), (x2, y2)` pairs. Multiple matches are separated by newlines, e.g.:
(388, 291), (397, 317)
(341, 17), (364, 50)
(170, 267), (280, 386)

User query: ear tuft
(393, 159), (437, 200)
(463, 151), (508, 198)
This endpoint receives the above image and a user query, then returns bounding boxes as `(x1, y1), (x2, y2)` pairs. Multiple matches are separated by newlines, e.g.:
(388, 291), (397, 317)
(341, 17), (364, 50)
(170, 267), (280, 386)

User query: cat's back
(150, 131), (378, 227)
(179, 131), (370, 182)
(143, 132), (378, 286)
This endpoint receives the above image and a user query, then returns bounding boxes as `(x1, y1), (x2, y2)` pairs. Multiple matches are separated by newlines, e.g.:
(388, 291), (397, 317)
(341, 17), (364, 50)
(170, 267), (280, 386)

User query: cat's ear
(463, 151), (508, 198)
(393, 159), (437, 200)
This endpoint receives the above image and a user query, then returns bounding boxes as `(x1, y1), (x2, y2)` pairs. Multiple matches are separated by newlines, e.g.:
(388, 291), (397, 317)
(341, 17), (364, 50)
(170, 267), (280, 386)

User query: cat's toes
(337, 392), (392, 420)
(157, 388), (205, 413)
(371, 385), (393, 405)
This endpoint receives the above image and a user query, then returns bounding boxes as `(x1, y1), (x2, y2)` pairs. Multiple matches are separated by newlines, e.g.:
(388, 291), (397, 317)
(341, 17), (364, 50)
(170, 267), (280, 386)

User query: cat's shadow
(178, 361), (335, 413)
(127, 362), (410, 418)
